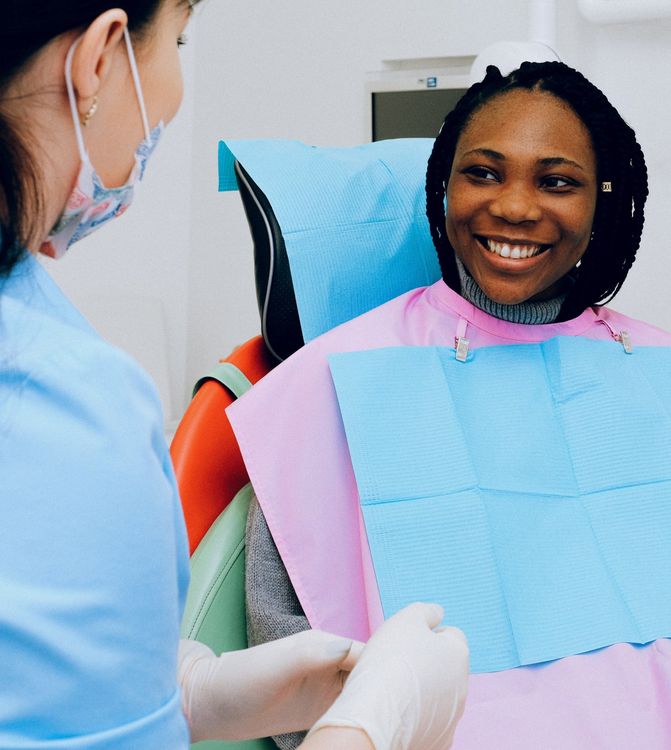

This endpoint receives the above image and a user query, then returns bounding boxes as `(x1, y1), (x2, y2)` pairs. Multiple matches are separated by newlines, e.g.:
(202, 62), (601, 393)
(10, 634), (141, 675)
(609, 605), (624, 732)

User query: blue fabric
(218, 139), (441, 341)
(0, 255), (190, 748)
(329, 339), (671, 673)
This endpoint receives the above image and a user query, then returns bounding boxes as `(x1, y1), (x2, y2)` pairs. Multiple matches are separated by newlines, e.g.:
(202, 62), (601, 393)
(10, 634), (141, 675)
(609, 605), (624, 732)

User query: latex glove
(178, 631), (363, 742)
(307, 603), (469, 750)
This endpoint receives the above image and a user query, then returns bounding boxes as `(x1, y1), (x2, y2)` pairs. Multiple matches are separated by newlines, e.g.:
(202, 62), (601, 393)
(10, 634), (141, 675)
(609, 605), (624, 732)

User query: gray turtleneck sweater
(245, 274), (569, 750)
(454, 256), (568, 325)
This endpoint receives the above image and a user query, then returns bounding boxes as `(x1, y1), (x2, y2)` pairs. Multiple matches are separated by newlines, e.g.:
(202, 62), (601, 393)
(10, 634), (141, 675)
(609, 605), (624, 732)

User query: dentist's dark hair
(426, 61), (648, 320)
(0, 0), (191, 276)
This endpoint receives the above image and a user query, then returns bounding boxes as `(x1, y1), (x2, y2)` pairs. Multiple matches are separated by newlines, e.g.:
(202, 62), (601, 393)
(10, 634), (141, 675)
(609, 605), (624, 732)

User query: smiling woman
(426, 61), (647, 321)
(240, 59), (671, 750)
(446, 89), (597, 305)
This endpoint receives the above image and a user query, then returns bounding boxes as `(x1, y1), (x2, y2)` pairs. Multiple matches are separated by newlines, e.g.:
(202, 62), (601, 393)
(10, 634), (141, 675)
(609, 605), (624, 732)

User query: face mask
(41, 28), (164, 259)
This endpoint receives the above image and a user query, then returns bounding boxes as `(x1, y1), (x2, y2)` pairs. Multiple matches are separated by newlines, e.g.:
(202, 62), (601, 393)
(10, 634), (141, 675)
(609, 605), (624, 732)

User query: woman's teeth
(485, 239), (544, 259)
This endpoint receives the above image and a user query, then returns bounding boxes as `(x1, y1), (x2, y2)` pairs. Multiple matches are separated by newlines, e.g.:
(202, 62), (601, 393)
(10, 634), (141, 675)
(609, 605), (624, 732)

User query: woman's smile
(477, 236), (549, 259)
(460, 233), (555, 287)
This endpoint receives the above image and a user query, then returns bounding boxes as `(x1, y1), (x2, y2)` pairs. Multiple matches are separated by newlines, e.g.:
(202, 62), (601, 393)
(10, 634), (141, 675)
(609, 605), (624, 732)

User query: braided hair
(426, 61), (648, 319)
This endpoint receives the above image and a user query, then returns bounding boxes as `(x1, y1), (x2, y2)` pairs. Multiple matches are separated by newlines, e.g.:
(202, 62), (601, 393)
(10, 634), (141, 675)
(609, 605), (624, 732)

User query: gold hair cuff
(601, 181), (612, 192)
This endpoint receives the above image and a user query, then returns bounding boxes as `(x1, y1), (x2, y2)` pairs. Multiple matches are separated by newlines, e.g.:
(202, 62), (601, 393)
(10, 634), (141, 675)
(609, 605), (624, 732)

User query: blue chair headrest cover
(219, 139), (441, 342)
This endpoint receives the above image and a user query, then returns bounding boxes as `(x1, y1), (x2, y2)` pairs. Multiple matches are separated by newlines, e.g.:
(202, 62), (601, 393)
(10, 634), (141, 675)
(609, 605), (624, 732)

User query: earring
(81, 96), (99, 126)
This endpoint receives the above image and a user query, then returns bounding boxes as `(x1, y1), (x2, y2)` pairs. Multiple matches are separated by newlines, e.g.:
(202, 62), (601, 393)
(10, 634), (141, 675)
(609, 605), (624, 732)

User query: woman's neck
(454, 257), (568, 325)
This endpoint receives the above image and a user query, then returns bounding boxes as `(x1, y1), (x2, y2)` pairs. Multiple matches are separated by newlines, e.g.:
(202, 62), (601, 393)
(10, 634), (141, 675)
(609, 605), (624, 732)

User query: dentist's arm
(179, 602), (468, 749)
(178, 629), (361, 743)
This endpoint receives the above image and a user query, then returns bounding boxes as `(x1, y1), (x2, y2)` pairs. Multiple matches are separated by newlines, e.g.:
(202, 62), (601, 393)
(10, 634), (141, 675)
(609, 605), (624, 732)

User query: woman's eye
(463, 166), (498, 182)
(177, 33), (188, 48)
(542, 175), (577, 190)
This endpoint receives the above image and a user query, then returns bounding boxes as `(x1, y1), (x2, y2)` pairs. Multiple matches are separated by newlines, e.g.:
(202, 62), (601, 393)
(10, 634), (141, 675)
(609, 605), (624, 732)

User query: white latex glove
(307, 603), (469, 750)
(178, 631), (363, 742)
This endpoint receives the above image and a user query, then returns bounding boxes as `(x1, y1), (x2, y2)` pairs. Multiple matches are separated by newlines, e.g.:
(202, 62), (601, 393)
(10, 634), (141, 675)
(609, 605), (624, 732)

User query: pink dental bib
(228, 281), (671, 748)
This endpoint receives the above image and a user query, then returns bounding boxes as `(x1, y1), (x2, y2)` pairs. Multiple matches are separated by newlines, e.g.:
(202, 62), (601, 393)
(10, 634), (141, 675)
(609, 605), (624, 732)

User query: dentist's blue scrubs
(0, 253), (190, 749)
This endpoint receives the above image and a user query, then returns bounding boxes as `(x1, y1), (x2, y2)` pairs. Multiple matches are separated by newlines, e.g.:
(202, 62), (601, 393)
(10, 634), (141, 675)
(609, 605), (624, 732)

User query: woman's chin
(477, 286), (534, 306)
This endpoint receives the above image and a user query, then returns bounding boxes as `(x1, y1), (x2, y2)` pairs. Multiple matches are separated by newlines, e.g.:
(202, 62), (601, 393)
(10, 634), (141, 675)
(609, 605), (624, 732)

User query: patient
(236, 61), (671, 749)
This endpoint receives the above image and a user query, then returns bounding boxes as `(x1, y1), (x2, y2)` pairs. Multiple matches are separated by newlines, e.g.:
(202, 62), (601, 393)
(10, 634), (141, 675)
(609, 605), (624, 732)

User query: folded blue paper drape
(218, 139), (441, 341)
(329, 338), (671, 673)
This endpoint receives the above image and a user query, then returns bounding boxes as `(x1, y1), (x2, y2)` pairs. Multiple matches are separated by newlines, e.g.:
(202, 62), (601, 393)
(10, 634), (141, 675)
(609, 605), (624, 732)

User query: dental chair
(171, 335), (277, 556)
(172, 137), (436, 749)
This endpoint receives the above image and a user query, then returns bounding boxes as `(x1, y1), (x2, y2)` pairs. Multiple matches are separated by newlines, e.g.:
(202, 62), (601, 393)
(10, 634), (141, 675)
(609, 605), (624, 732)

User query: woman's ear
(70, 9), (128, 122)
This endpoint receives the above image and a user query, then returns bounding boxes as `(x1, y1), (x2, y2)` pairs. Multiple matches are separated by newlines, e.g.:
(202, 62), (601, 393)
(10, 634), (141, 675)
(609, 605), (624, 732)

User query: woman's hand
(305, 602), (469, 750)
(178, 629), (362, 742)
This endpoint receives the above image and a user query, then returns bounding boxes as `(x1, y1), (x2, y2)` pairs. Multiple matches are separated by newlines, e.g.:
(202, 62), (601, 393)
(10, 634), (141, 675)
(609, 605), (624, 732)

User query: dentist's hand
(306, 603), (469, 750)
(178, 630), (362, 742)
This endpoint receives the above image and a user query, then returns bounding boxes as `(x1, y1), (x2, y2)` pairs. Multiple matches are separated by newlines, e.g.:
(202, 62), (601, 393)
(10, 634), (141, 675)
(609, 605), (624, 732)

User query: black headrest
(234, 162), (305, 363)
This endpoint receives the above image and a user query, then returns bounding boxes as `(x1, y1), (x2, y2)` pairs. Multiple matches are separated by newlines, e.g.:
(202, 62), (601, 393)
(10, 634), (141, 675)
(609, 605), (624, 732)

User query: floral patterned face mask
(41, 28), (163, 259)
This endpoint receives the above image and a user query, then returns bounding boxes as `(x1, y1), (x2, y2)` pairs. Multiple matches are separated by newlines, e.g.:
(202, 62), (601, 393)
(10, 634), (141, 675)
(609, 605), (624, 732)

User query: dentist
(0, 2), (468, 749)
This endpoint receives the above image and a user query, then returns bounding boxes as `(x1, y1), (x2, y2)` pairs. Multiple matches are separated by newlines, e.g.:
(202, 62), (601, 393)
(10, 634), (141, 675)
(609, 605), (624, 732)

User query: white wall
(44, 1), (671, 429)
(556, 2), (671, 329)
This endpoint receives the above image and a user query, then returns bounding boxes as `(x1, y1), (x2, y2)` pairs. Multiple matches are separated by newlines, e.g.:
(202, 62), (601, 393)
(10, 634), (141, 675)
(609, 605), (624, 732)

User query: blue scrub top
(0, 254), (190, 748)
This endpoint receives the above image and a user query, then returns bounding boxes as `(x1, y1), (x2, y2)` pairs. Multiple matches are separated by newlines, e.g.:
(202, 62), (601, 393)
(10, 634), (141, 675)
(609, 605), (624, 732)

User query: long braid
(425, 61), (649, 319)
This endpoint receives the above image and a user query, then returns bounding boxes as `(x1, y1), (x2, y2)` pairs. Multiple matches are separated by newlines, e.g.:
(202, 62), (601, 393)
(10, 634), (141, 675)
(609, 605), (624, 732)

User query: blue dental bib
(329, 337), (671, 673)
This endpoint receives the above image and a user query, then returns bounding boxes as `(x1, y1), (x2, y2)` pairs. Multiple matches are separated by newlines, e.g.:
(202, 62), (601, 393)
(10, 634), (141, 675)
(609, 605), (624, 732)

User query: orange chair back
(171, 336), (276, 554)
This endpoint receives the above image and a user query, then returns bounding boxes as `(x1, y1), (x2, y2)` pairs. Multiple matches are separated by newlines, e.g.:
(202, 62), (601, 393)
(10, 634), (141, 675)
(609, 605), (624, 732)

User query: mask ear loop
(64, 27), (152, 160)
(64, 38), (89, 164)
(123, 27), (152, 143)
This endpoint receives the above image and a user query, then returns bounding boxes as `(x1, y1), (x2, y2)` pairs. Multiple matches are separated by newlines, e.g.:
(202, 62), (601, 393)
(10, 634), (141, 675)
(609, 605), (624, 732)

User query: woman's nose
(488, 184), (542, 224)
